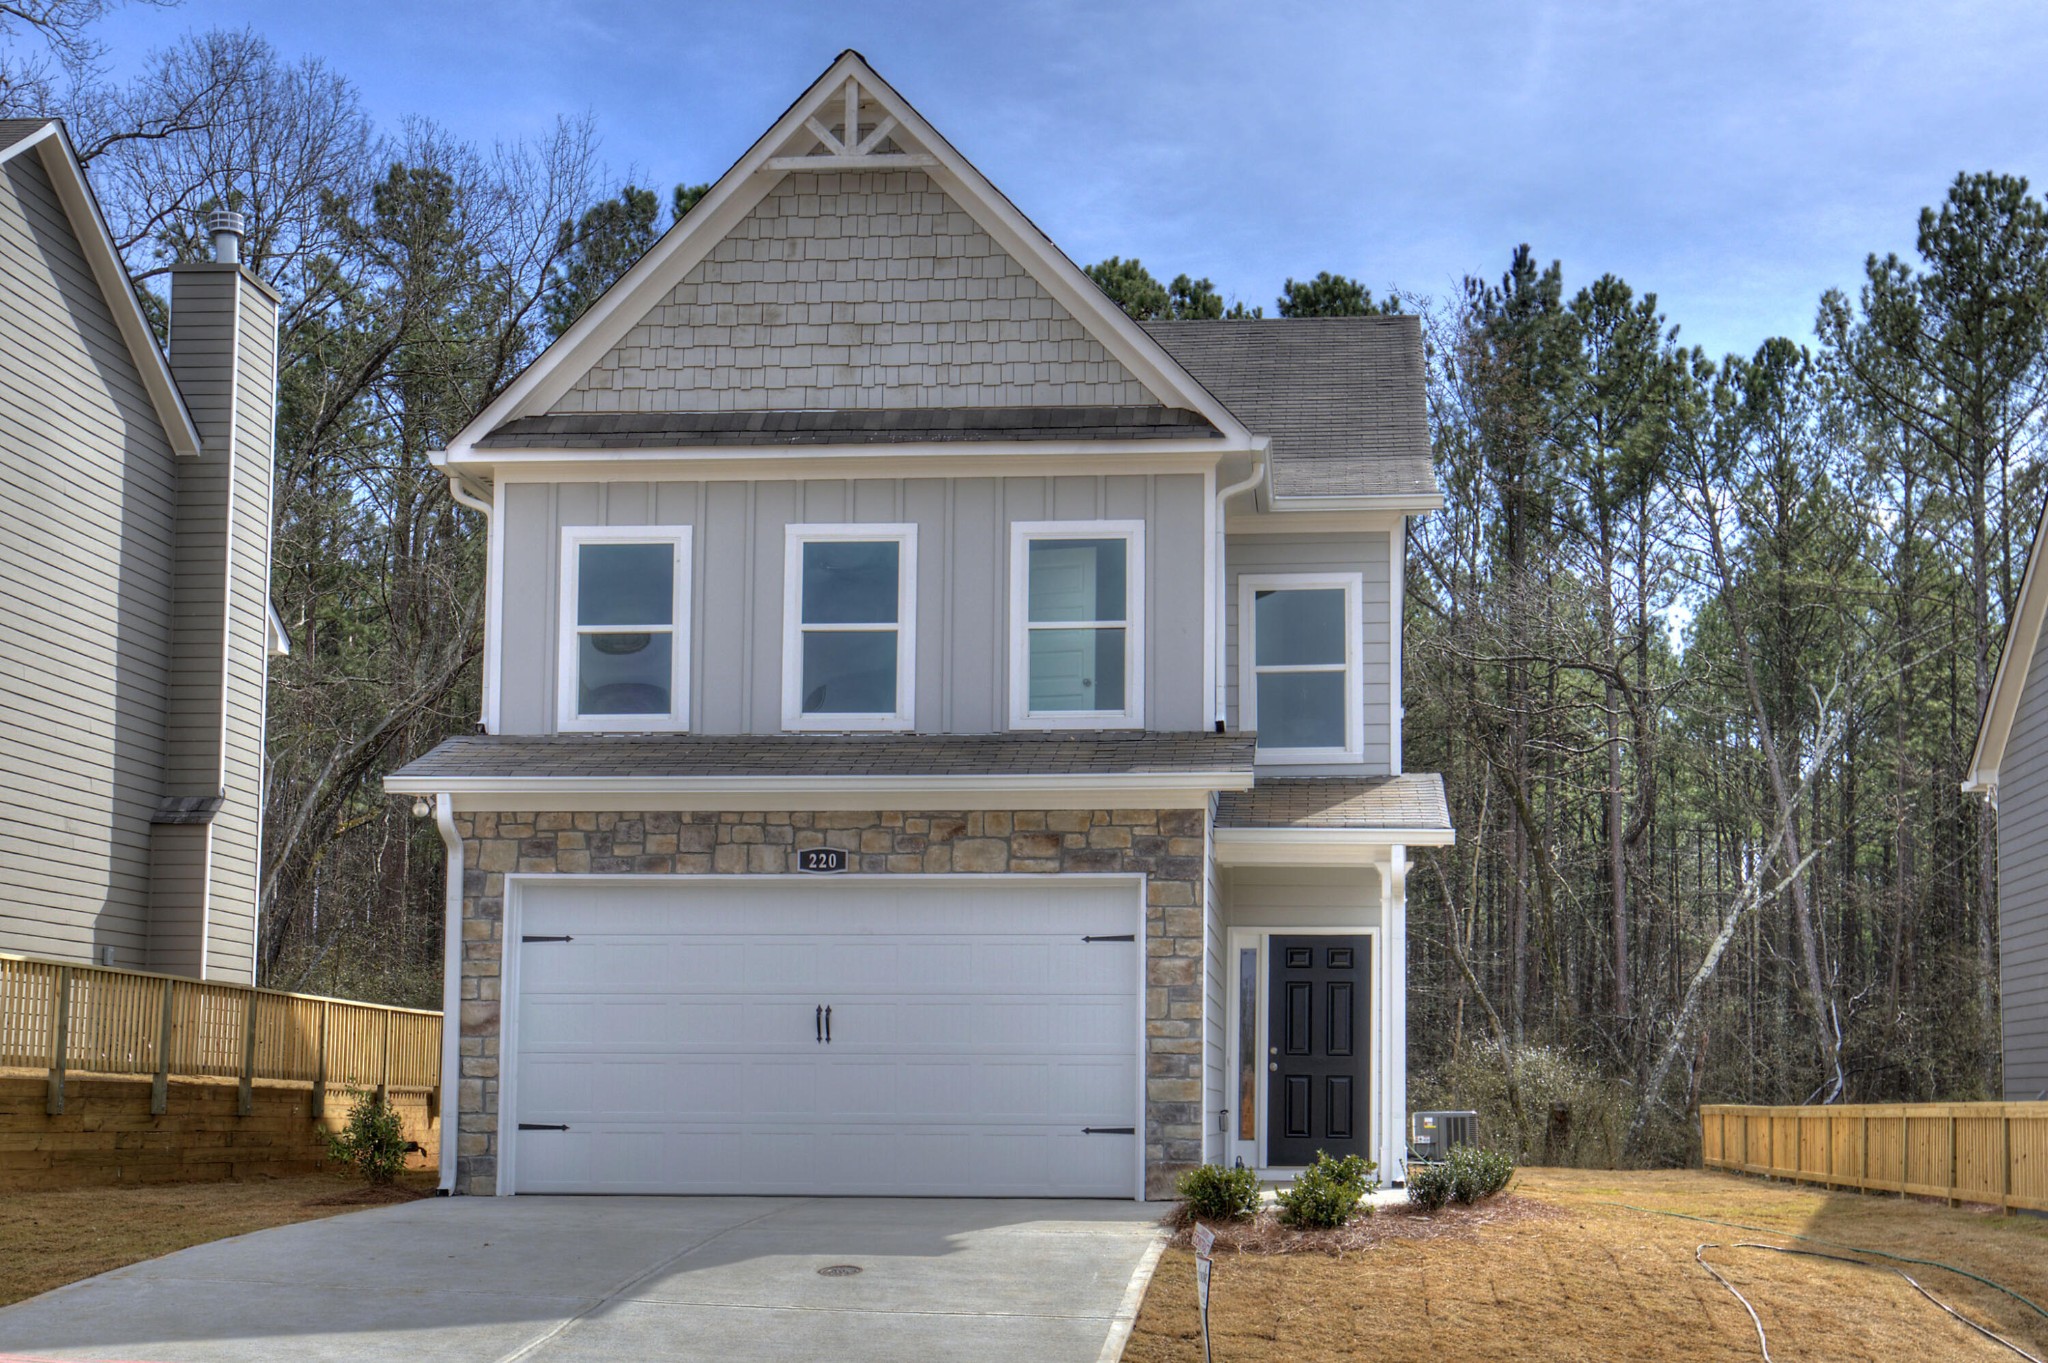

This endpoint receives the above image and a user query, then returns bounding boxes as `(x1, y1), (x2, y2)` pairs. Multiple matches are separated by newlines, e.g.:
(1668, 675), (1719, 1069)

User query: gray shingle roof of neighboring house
(477, 406), (1220, 448)
(388, 731), (1256, 782)
(1216, 773), (1451, 832)
(1142, 316), (1437, 502)
(0, 119), (51, 154)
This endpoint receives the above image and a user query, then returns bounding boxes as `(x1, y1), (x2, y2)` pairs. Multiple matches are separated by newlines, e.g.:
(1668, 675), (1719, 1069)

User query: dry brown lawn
(0, 1174), (433, 1308)
(1125, 1167), (2048, 1362)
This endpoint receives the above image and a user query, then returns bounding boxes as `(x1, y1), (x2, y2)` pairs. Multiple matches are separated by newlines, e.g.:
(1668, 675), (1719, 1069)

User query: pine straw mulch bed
(0, 1172), (435, 1308)
(1124, 1168), (2048, 1363)
(1165, 1190), (1563, 1256)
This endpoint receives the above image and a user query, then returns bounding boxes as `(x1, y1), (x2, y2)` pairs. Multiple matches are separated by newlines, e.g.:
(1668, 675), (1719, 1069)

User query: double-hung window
(557, 526), (691, 732)
(783, 524), (917, 731)
(1239, 572), (1362, 763)
(1009, 520), (1144, 729)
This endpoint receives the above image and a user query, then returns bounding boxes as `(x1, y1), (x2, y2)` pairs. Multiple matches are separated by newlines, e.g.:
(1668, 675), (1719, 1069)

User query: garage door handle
(816, 1004), (823, 1044)
(519, 1123), (569, 1132)
(824, 1005), (832, 1044)
(1082, 1127), (1136, 1135)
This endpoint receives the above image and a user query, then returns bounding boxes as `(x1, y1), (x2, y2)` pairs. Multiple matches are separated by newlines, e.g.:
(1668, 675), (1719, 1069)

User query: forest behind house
(6, 11), (2045, 1166)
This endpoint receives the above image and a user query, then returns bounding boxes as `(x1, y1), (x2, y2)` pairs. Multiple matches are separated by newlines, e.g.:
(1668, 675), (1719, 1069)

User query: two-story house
(386, 53), (1451, 1199)
(0, 119), (283, 984)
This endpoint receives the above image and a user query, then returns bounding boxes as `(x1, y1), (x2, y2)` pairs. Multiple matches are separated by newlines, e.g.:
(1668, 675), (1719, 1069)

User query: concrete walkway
(0, 1196), (1168, 1363)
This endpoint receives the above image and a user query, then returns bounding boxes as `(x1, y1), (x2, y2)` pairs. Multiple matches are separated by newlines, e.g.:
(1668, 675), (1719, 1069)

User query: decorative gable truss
(438, 51), (1257, 463)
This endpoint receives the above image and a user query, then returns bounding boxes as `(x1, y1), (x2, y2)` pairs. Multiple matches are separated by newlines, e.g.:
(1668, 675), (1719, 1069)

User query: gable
(552, 169), (1160, 414)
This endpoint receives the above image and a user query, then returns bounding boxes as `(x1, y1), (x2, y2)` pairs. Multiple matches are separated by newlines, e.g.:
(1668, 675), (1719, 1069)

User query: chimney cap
(206, 209), (245, 265)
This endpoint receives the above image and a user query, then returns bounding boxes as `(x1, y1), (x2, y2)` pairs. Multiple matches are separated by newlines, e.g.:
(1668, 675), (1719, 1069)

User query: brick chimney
(148, 213), (282, 982)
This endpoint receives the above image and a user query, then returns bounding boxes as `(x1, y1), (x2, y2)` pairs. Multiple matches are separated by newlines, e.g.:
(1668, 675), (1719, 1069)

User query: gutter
(445, 473), (495, 732)
(1213, 449), (1267, 729)
(385, 770), (1256, 797)
(432, 793), (462, 1195)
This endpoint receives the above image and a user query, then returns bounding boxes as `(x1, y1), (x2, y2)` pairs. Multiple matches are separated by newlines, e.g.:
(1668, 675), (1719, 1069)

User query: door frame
(497, 871), (1149, 1198)
(1225, 925), (1381, 1175)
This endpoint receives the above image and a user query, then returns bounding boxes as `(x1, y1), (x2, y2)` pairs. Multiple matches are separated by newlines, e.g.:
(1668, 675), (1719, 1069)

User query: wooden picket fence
(1700, 1102), (2048, 1213)
(0, 952), (440, 1119)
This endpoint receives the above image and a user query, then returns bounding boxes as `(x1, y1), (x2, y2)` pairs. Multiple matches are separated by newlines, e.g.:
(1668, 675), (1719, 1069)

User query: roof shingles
(388, 731), (1255, 783)
(478, 405), (1219, 449)
(1143, 317), (1436, 501)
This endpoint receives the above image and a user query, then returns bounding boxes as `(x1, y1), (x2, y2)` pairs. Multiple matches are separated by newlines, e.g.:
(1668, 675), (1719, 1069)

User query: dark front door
(1266, 935), (1369, 1166)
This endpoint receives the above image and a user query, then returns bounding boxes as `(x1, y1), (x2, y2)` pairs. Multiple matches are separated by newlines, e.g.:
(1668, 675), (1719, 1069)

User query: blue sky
(90, 0), (2048, 362)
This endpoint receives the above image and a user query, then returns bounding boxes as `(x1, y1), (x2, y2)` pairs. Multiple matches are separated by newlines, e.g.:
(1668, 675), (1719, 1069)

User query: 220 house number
(797, 847), (849, 873)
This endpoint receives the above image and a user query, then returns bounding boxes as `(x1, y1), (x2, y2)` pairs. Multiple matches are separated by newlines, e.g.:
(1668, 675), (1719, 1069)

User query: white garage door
(507, 877), (1142, 1197)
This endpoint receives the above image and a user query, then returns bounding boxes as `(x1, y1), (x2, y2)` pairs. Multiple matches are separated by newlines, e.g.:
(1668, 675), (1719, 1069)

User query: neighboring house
(386, 52), (1452, 1200)
(1965, 500), (2048, 1101)
(0, 119), (283, 984)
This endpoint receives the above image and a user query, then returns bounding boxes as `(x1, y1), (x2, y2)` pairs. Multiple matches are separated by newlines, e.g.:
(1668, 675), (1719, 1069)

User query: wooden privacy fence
(0, 952), (440, 1119)
(1701, 1102), (2048, 1213)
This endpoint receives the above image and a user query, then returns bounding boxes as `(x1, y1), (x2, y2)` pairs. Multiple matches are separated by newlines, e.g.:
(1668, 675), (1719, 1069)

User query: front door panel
(1265, 935), (1368, 1165)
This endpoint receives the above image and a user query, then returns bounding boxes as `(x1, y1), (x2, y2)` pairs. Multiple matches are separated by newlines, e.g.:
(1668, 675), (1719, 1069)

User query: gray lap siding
(451, 806), (1208, 1197)
(2000, 616), (2048, 1099)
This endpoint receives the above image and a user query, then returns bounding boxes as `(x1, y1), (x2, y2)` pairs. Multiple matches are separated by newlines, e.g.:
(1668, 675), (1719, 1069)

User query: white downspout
(433, 792), (463, 1194)
(445, 473), (495, 732)
(1213, 448), (1267, 728)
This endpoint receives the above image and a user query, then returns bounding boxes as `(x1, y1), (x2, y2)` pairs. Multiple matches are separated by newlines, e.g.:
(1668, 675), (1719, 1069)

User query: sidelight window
(1009, 520), (1144, 728)
(783, 524), (917, 730)
(1239, 573), (1363, 762)
(557, 527), (691, 731)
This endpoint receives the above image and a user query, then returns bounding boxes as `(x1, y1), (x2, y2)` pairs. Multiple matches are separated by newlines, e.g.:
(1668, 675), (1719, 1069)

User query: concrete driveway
(0, 1196), (1167, 1363)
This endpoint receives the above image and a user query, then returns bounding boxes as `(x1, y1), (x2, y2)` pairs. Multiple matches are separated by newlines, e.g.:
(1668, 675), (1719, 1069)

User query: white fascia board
(6, 123), (204, 459)
(385, 769), (1253, 812)
(1214, 826), (1454, 867)
(1264, 492), (1445, 515)
(1227, 509), (1412, 536)
(449, 442), (1230, 483)
(1967, 492), (2048, 795)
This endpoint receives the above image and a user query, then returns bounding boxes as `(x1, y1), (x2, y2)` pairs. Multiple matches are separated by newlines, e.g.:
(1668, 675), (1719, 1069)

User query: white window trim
(782, 523), (918, 732)
(1008, 519), (1146, 730)
(556, 525), (693, 733)
(1238, 571), (1364, 764)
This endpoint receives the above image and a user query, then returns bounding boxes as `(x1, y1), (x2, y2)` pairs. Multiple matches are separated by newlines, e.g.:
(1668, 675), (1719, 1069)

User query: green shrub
(1176, 1163), (1262, 1221)
(1407, 1145), (1515, 1212)
(1447, 1145), (1515, 1201)
(324, 1090), (409, 1185)
(1276, 1149), (1380, 1229)
(1406, 1158), (1455, 1211)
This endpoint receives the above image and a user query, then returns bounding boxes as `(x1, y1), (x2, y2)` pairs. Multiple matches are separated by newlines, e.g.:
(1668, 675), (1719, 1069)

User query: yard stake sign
(1194, 1222), (1215, 1363)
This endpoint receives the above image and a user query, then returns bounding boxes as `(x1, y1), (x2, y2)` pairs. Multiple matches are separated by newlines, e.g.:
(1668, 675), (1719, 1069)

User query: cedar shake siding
(0, 146), (178, 965)
(555, 170), (1160, 414)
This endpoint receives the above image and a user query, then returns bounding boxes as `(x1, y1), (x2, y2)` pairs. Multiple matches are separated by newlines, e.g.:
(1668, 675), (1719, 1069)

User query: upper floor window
(557, 526), (692, 732)
(1009, 520), (1144, 729)
(783, 524), (917, 731)
(1239, 572), (1362, 763)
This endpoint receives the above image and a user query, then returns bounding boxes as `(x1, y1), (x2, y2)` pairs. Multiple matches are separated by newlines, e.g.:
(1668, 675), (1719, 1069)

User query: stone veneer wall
(454, 807), (1206, 1197)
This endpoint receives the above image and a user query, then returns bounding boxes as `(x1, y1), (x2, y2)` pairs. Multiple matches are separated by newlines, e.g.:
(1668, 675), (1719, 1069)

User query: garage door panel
(512, 879), (1141, 1196)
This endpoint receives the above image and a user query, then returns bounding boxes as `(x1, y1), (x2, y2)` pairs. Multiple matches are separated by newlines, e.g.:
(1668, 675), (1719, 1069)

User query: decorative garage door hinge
(518, 1123), (570, 1131)
(1082, 1127), (1136, 1135)
(521, 934), (573, 943)
(1082, 934), (1136, 943)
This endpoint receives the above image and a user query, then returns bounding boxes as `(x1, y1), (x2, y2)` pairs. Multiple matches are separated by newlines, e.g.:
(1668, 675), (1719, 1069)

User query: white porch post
(1380, 847), (1409, 1183)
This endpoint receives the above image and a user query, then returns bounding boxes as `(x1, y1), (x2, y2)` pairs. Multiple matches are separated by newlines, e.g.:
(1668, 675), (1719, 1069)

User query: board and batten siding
(1225, 530), (1394, 774)
(0, 146), (178, 967)
(1998, 616), (2048, 1100)
(494, 473), (1209, 735)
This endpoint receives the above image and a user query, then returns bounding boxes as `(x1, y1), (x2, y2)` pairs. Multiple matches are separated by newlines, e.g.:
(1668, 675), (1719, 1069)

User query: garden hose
(1729, 1242), (2043, 1363)
(1595, 1201), (2048, 1322)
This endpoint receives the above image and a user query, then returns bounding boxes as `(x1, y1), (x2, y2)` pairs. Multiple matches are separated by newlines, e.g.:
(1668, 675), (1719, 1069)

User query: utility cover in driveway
(510, 878), (1142, 1196)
